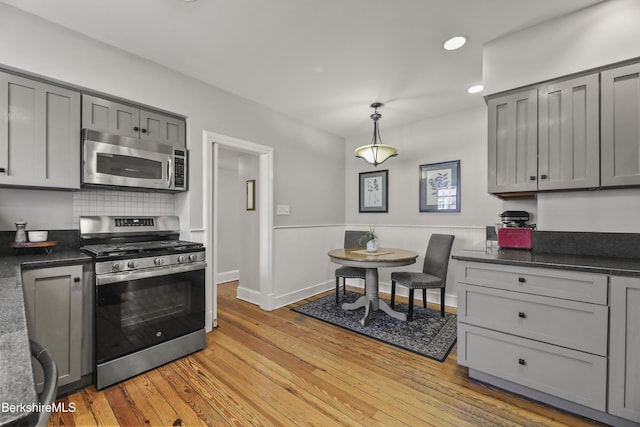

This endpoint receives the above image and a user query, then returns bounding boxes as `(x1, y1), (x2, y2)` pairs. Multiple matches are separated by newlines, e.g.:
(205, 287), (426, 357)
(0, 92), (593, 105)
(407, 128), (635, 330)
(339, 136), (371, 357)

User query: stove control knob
(189, 254), (198, 262)
(177, 255), (186, 263)
(112, 263), (122, 272)
(127, 261), (138, 269)
(154, 258), (165, 266)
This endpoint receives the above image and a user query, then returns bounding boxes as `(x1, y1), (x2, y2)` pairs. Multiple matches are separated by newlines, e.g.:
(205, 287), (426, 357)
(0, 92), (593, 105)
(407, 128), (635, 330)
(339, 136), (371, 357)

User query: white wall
(0, 4), (346, 321)
(483, 0), (640, 234)
(237, 154), (261, 303)
(343, 106), (502, 306)
(483, 0), (640, 95)
(216, 149), (241, 283)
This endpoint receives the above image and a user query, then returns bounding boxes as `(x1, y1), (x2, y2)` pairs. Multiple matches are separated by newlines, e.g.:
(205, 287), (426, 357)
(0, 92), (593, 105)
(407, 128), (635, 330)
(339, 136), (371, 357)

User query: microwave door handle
(167, 156), (172, 188)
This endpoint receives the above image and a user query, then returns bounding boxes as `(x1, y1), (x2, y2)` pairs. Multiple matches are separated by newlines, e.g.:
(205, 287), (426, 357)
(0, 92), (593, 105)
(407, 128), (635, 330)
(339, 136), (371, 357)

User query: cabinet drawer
(458, 324), (606, 411)
(457, 262), (607, 304)
(458, 284), (608, 355)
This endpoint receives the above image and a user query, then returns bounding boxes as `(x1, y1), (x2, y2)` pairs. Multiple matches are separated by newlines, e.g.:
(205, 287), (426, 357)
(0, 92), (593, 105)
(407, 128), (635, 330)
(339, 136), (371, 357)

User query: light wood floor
(49, 282), (604, 426)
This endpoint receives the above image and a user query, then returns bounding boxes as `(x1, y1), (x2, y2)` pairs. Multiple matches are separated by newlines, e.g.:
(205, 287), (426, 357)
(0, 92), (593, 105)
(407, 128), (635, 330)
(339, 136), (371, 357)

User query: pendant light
(355, 102), (398, 166)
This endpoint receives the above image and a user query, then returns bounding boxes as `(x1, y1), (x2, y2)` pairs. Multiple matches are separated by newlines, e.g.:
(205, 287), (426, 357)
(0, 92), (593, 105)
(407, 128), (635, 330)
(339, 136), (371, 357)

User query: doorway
(203, 130), (274, 329)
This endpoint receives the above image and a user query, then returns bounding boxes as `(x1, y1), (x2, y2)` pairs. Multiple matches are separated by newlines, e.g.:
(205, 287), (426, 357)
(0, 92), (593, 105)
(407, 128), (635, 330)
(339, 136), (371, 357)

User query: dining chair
(334, 230), (368, 303)
(390, 234), (455, 321)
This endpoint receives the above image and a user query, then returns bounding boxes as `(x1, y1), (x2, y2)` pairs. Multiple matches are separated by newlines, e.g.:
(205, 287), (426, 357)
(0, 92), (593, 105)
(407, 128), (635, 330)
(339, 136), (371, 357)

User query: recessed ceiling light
(467, 84), (483, 94)
(444, 36), (467, 51)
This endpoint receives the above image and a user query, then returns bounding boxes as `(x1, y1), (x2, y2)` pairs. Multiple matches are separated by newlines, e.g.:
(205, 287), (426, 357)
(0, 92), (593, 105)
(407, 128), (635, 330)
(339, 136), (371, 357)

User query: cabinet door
(487, 88), (538, 194)
(0, 72), (80, 189)
(140, 110), (186, 147)
(82, 94), (140, 139)
(609, 276), (640, 423)
(601, 63), (640, 187)
(538, 74), (599, 190)
(22, 265), (83, 389)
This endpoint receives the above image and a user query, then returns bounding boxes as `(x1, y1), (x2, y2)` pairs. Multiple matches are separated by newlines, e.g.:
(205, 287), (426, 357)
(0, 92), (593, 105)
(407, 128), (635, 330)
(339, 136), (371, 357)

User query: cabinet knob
(518, 277), (526, 283)
(0, 167), (5, 173)
(141, 128), (147, 134)
(133, 126), (139, 132)
(518, 312), (527, 319)
(518, 358), (527, 366)
(73, 277), (80, 283)
(529, 176), (536, 181)
(540, 174), (548, 179)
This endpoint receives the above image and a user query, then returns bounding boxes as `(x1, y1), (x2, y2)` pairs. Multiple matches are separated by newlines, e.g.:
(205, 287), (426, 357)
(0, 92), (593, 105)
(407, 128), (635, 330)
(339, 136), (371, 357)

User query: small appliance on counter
(497, 210), (535, 249)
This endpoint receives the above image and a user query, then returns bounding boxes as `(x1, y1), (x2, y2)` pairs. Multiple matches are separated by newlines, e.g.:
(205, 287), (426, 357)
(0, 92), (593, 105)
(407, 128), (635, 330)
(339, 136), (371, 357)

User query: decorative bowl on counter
(28, 231), (48, 242)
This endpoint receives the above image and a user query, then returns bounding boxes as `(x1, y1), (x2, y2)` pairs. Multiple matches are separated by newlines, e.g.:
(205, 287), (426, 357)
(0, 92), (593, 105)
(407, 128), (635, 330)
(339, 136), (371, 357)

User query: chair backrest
(344, 230), (368, 248)
(423, 234), (455, 282)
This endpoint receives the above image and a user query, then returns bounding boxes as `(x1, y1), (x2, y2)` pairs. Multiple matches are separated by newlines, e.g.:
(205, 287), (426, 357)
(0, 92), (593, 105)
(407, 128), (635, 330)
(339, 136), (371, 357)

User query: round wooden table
(328, 248), (418, 326)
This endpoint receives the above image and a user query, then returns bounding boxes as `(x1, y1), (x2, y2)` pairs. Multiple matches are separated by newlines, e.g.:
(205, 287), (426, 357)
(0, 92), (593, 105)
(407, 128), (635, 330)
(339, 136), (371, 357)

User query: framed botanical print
(359, 170), (388, 213)
(246, 179), (256, 211)
(419, 161), (460, 212)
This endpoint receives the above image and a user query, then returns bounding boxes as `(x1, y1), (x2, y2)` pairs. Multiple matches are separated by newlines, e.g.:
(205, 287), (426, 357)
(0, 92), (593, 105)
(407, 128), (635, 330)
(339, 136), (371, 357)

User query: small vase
(366, 240), (377, 253)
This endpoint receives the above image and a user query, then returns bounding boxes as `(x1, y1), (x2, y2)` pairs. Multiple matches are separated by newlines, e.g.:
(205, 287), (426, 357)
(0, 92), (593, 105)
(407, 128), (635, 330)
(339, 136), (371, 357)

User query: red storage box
(497, 227), (532, 249)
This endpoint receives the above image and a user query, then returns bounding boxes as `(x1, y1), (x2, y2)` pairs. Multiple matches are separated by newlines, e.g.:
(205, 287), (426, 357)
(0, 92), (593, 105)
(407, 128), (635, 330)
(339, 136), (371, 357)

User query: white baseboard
(216, 269), (239, 285)
(272, 280), (334, 310)
(236, 285), (261, 306)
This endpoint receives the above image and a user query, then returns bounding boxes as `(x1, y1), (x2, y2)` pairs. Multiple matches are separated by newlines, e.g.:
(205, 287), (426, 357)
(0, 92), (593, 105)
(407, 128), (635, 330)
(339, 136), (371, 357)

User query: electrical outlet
(276, 205), (290, 215)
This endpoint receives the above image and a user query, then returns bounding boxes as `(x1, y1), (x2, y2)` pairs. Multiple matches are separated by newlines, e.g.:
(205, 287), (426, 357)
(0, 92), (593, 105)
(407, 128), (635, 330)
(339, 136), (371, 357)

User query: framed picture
(359, 169), (388, 213)
(420, 160), (460, 212)
(246, 179), (256, 211)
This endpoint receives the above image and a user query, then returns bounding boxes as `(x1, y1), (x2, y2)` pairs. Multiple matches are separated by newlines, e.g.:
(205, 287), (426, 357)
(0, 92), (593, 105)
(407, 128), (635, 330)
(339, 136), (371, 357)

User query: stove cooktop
(82, 240), (204, 257)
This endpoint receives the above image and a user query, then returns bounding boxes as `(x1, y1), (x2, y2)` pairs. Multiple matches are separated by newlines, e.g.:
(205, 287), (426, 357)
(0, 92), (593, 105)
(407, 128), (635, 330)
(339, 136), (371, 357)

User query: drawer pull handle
(518, 358), (527, 366)
(518, 312), (526, 319)
(518, 277), (526, 283)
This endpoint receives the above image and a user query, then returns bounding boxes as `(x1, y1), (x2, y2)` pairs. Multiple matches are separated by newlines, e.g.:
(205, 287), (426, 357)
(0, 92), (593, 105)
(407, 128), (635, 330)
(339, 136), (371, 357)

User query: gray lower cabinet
(609, 276), (640, 423)
(457, 261), (609, 412)
(82, 94), (186, 147)
(22, 265), (83, 389)
(0, 71), (81, 189)
(601, 62), (640, 187)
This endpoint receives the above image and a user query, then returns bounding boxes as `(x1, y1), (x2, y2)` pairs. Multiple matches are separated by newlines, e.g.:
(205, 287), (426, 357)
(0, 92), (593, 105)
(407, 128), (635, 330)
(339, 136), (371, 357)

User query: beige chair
(390, 234), (455, 320)
(334, 231), (368, 303)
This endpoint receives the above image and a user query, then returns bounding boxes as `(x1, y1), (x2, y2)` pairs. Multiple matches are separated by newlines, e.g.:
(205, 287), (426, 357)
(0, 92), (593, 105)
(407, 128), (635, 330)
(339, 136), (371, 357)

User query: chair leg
(390, 281), (396, 308)
(408, 289), (414, 321)
(422, 289), (427, 308)
(440, 289), (445, 317)
(335, 277), (340, 304)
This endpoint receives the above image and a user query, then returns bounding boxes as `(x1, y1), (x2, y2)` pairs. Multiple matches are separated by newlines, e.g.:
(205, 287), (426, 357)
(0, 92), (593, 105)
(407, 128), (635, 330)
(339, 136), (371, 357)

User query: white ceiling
(1, 0), (604, 138)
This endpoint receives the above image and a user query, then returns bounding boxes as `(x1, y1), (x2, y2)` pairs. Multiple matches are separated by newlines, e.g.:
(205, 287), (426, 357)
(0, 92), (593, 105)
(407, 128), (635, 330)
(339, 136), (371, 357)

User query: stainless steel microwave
(82, 129), (187, 192)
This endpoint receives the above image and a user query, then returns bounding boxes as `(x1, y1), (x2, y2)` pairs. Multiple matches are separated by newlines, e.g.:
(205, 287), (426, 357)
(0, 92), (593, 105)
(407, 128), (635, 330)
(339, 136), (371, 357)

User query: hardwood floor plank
(48, 281), (606, 426)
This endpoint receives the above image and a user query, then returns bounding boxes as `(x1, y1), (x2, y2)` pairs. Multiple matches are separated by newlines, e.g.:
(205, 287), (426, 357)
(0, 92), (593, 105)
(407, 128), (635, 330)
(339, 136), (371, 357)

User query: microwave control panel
(174, 149), (187, 190)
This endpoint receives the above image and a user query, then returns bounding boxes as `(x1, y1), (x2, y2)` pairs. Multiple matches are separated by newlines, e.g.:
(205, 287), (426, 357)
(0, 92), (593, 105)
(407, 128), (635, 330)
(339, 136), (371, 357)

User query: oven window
(96, 269), (204, 364)
(96, 153), (163, 180)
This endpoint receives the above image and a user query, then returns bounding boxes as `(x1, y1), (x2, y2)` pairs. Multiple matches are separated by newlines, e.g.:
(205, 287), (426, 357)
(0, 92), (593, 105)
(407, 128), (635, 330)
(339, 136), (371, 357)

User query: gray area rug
(292, 291), (457, 362)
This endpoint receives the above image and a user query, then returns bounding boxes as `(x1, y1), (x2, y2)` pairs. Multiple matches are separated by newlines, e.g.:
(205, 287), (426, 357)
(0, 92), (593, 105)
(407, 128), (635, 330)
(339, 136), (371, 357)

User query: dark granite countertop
(0, 249), (90, 427)
(453, 249), (640, 277)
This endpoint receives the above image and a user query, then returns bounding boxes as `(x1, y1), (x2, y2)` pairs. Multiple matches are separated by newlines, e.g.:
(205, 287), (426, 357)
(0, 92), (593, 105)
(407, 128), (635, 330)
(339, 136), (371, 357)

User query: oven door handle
(96, 262), (206, 286)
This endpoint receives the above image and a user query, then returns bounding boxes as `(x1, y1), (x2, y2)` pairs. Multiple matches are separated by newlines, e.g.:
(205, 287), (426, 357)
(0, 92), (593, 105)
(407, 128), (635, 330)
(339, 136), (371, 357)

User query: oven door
(83, 130), (177, 191)
(95, 262), (205, 365)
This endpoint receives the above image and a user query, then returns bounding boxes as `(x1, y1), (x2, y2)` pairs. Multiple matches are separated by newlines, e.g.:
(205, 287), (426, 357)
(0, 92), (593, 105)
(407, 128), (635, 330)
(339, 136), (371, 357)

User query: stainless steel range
(80, 216), (206, 390)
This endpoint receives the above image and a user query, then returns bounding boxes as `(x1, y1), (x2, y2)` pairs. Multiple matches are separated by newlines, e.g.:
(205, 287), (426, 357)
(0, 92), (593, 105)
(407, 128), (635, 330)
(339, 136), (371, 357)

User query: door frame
(203, 130), (274, 328)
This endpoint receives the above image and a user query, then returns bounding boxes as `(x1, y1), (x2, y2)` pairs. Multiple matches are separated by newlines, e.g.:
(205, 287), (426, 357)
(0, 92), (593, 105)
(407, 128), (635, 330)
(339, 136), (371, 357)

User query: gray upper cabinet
(0, 72), (81, 189)
(609, 276), (640, 423)
(538, 74), (600, 190)
(82, 94), (185, 147)
(487, 88), (538, 194)
(601, 63), (640, 187)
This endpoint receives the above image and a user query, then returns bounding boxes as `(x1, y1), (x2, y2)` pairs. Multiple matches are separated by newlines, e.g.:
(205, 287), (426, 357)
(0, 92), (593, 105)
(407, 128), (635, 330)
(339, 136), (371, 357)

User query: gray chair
(335, 231), (368, 303)
(390, 234), (455, 321)
(30, 339), (58, 427)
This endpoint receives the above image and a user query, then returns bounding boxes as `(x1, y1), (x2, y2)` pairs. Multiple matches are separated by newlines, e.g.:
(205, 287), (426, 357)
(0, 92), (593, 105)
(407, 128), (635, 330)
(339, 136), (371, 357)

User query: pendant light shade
(355, 102), (398, 166)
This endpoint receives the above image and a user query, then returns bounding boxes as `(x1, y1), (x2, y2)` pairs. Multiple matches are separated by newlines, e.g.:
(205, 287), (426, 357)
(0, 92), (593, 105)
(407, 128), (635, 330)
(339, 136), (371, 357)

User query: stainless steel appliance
(497, 210), (535, 249)
(80, 216), (205, 390)
(82, 129), (187, 192)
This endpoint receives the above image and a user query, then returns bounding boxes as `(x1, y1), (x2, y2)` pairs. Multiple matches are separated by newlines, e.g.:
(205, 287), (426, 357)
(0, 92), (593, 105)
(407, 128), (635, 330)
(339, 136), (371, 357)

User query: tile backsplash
(72, 188), (174, 228)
